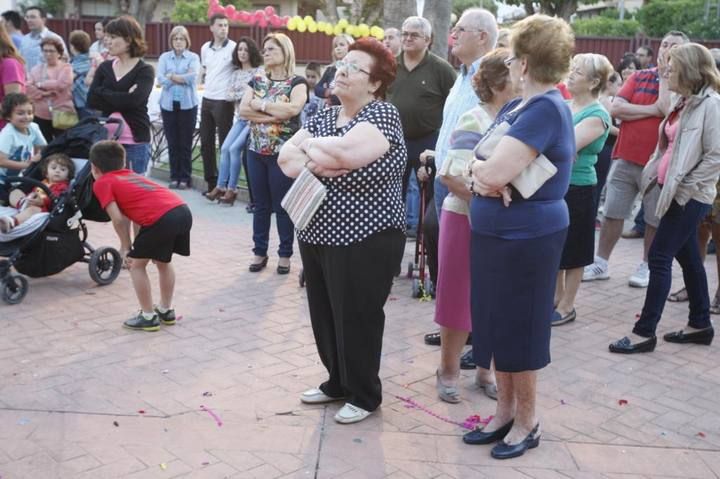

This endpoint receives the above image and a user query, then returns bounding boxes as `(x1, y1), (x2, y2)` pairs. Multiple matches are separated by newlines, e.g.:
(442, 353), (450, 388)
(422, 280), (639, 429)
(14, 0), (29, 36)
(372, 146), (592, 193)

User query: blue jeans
(246, 150), (294, 258)
(406, 173), (419, 230)
(123, 143), (151, 175)
(217, 119), (249, 189)
(633, 199), (712, 337)
(161, 107), (197, 183)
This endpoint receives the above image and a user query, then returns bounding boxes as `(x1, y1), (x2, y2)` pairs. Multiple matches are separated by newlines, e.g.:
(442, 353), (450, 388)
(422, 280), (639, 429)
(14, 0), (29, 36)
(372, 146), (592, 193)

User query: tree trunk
(325, 0), (339, 23)
(384, 0), (416, 30)
(554, 0), (579, 20)
(423, 0), (451, 60)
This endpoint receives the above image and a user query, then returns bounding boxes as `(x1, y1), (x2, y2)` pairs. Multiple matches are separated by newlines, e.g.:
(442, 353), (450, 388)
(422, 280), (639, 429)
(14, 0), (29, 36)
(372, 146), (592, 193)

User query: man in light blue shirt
(19, 6), (67, 72)
(1, 11), (23, 49)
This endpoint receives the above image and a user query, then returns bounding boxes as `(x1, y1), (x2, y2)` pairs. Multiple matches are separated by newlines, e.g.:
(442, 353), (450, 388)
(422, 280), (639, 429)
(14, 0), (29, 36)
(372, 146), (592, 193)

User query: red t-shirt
(612, 68), (663, 166)
(93, 169), (184, 226)
(35, 180), (69, 211)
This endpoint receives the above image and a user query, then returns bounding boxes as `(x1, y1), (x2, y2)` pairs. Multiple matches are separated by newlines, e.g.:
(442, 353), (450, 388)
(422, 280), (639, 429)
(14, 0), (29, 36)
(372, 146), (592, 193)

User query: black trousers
(162, 106), (197, 183)
(199, 98), (234, 190)
(299, 228), (405, 411)
(36, 117), (60, 143)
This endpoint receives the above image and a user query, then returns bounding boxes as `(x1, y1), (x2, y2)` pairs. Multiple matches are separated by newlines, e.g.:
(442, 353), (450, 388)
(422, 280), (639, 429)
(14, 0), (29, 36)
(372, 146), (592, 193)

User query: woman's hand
(470, 160), (512, 207)
(305, 159), (350, 178)
(250, 98), (264, 111)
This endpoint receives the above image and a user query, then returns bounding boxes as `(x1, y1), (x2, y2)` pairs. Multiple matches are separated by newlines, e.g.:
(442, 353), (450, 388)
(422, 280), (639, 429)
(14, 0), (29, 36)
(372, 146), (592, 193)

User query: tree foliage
(636, 0), (720, 39)
(452, 0), (498, 18)
(572, 16), (641, 37)
(18, 0), (65, 17)
(504, 0), (600, 20)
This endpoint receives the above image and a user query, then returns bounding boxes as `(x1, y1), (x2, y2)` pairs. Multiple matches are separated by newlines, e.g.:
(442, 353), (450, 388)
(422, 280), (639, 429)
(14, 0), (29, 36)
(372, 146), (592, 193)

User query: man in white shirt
(19, 6), (67, 71)
(199, 14), (236, 195)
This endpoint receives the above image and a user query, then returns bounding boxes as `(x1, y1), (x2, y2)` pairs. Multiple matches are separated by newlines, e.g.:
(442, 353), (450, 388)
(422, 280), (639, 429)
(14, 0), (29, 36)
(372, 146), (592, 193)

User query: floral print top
(248, 73), (308, 156)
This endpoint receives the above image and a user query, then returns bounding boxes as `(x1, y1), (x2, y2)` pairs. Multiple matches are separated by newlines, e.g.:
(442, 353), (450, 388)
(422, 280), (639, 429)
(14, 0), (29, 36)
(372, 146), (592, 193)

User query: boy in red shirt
(90, 140), (193, 331)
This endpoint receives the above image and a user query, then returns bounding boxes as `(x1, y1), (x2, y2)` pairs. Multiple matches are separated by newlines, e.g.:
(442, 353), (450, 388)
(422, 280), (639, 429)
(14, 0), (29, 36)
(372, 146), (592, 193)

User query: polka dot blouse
(296, 100), (407, 246)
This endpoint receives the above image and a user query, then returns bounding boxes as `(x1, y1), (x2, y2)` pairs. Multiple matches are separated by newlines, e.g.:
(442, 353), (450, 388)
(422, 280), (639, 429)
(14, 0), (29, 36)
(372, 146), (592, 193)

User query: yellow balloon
(303, 15), (314, 24)
(338, 18), (349, 28)
(325, 24), (335, 36)
(358, 24), (370, 36)
(333, 24), (344, 36)
(296, 20), (307, 32)
(308, 23), (318, 33)
(287, 18), (297, 31)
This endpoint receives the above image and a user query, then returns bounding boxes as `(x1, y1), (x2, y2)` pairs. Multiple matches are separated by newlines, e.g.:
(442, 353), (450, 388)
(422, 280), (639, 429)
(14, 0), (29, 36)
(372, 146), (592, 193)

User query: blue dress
(470, 89), (575, 372)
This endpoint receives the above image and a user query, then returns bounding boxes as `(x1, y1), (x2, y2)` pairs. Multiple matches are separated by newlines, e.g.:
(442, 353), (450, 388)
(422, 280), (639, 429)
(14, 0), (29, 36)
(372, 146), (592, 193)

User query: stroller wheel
(89, 247), (122, 286)
(2, 274), (28, 305)
(298, 269), (305, 288)
(406, 261), (415, 279)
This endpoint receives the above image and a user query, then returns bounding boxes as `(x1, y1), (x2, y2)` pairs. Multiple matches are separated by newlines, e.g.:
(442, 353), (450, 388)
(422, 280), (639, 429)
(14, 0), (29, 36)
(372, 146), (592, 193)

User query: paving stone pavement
(1, 185), (720, 479)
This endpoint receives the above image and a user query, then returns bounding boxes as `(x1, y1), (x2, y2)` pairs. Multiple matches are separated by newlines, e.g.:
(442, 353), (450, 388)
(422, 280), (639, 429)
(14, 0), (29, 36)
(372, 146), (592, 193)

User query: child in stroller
(0, 116), (125, 305)
(0, 153), (74, 233)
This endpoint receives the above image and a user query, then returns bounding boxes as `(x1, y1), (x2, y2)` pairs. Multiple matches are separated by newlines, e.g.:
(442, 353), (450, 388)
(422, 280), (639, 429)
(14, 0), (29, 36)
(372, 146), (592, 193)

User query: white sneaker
(629, 261), (650, 288)
(300, 388), (344, 404)
(334, 403), (372, 424)
(582, 261), (610, 281)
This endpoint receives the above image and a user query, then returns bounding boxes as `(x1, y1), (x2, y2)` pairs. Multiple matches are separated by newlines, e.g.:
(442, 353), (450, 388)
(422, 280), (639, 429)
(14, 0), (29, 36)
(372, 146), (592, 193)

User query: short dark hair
(40, 36), (64, 56)
(69, 30), (91, 54)
(105, 15), (147, 58)
(2, 92), (31, 119)
(42, 153), (75, 180)
(617, 55), (640, 74)
(24, 6), (45, 18)
(1, 11), (22, 30)
(232, 36), (262, 69)
(305, 62), (322, 75)
(637, 45), (653, 58)
(209, 13), (228, 26)
(90, 140), (126, 173)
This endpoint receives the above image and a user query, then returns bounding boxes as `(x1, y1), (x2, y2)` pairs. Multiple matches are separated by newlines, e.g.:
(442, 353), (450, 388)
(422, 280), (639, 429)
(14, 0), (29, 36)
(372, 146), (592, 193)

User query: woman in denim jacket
(610, 43), (720, 354)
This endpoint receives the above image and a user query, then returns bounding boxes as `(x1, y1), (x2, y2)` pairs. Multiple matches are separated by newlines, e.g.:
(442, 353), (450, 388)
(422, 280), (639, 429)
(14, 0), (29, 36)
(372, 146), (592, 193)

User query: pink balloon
(209, 5), (224, 16)
(209, 0), (219, 6)
(264, 6), (276, 16)
(239, 12), (250, 23)
(258, 17), (268, 28)
(254, 10), (265, 19)
(226, 4), (236, 15)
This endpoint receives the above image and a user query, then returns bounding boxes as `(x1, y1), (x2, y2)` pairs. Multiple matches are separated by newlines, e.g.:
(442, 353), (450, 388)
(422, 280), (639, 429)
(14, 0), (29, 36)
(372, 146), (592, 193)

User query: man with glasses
(19, 6), (67, 72)
(419, 8), (497, 365)
(387, 16), (456, 239)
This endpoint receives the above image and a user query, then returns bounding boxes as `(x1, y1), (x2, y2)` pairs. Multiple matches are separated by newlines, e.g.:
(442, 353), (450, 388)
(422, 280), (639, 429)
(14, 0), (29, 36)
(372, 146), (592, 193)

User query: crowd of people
(0, 4), (720, 462)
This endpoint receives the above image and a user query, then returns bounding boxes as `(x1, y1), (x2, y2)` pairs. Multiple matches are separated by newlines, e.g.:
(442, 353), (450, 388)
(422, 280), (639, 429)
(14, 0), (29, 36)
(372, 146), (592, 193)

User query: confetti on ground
(200, 405), (223, 427)
(560, 399), (567, 405)
(353, 438), (362, 443)
(138, 409), (146, 414)
(113, 421), (119, 427)
(176, 315), (183, 321)
(201, 462), (210, 466)
(202, 391), (213, 397)
(698, 432), (706, 438)
(388, 296), (397, 301)
(394, 394), (491, 430)
(635, 313), (641, 318)
(160, 463), (167, 470)
(618, 399), (628, 406)
(161, 369), (169, 374)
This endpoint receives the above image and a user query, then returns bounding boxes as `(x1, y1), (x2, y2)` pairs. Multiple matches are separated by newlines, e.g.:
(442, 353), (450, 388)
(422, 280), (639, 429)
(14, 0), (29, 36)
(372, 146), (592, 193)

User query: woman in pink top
(0, 23), (25, 130)
(609, 43), (720, 354)
(26, 37), (74, 142)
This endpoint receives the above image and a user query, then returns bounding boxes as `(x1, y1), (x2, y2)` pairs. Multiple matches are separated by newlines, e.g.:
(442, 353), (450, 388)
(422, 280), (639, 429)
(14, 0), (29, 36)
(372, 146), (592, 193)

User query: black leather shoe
(424, 332), (472, 346)
(277, 264), (291, 275)
(249, 256), (268, 273)
(491, 423), (540, 459)
(608, 335), (657, 354)
(463, 420), (514, 445)
(460, 348), (476, 369)
(663, 327), (714, 345)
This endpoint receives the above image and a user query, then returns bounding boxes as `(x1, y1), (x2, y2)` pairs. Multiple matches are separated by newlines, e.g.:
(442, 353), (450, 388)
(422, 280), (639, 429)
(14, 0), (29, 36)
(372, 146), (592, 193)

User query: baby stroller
(0, 117), (124, 305)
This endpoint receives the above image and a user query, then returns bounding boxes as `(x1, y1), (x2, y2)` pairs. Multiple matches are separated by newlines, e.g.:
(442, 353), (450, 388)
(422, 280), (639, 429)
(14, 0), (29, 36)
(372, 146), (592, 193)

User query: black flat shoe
(463, 420), (514, 445)
(277, 264), (291, 275)
(424, 332), (472, 346)
(608, 335), (657, 354)
(249, 256), (268, 273)
(491, 423), (540, 459)
(663, 327), (714, 345)
(551, 308), (576, 326)
(460, 348), (476, 370)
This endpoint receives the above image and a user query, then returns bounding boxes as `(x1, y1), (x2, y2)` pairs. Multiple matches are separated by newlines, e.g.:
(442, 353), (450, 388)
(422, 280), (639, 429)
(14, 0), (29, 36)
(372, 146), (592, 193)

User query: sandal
(711, 296), (720, 315)
(436, 370), (460, 404)
(667, 287), (689, 302)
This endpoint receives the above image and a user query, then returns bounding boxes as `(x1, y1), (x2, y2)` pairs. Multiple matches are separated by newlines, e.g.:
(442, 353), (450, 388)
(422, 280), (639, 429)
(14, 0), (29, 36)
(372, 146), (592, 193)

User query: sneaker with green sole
(155, 307), (176, 325)
(123, 312), (160, 331)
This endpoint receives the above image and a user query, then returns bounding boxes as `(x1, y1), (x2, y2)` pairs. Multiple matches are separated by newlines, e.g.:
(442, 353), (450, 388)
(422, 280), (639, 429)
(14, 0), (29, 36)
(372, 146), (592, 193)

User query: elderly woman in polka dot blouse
(279, 37), (406, 425)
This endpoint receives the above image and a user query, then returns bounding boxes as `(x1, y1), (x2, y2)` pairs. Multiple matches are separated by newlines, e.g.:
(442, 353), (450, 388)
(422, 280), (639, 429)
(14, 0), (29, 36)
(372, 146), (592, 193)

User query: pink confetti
(618, 399), (628, 406)
(137, 409), (146, 414)
(200, 405), (223, 427)
(394, 395), (491, 430)
(698, 432), (706, 438)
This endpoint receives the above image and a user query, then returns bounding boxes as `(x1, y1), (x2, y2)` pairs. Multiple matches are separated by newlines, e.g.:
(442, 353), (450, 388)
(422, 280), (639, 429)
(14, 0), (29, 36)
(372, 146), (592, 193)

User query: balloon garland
(206, 0), (384, 40)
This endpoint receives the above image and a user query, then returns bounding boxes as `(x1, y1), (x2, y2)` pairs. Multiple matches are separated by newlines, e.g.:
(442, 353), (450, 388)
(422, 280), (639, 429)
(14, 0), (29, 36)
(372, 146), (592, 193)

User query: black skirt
(560, 185), (596, 270)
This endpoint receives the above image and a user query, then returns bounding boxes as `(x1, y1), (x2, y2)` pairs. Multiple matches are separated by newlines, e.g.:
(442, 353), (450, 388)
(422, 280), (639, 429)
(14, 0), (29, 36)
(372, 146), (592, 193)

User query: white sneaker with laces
(582, 261), (609, 281)
(629, 261), (650, 288)
(334, 403), (372, 424)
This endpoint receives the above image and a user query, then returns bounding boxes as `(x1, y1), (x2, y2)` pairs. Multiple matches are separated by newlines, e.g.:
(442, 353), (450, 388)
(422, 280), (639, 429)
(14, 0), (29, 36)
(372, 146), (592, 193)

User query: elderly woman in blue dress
(462, 15), (576, 460)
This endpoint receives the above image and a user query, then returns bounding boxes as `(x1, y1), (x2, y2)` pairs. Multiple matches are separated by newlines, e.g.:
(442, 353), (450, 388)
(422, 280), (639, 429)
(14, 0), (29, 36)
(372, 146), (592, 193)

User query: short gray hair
(460, 8), (498, 49)
(402, 16), (431, 39)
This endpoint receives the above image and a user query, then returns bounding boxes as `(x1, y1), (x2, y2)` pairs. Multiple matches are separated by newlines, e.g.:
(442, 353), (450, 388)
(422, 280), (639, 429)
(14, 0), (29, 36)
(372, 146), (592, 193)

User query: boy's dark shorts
(129, 205), (192, 263)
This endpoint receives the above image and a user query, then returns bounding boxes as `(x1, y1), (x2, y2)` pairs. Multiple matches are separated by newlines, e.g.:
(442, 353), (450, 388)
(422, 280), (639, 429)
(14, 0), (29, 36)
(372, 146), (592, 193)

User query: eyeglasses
(42, 49), (58, 54)
(401, 31), (425, 40)
(336, 60), (370, 76)
(451, 25), (483, 35)
(504, 56), (517, 66)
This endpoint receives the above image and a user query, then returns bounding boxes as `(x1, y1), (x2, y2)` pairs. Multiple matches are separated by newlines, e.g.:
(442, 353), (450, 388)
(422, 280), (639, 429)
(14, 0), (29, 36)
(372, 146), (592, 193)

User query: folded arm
(301, 121), (390, 171)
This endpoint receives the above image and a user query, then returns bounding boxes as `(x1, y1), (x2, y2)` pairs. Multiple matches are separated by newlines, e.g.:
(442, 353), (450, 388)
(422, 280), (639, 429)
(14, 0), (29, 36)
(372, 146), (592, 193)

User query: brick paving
(1, 185), (720, 478)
